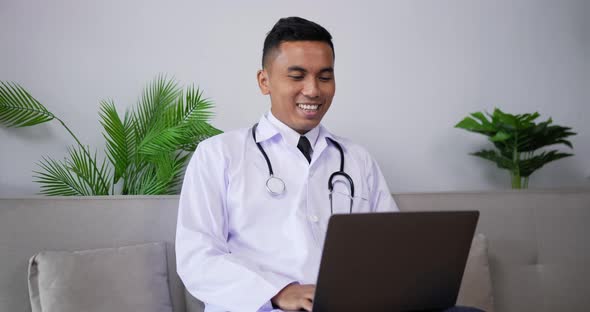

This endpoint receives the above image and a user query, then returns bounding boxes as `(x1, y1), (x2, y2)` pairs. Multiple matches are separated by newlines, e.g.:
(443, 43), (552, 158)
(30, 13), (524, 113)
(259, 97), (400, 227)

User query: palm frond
(153, 153), (178, 194)
(137, 126), (186, 157)
(155, 152), (191, 194)
(181, 86), (215, 124)
(0, 81), (54, 127)
(161, 88), (184, 128)
(134, 165), (168, 195)
(169, 152), (191, 192)
(99, 100), (134, 183)
(180, 122), (223, 151)
(159, 86), (214, 127)
(123, 160), (171, 195)
(133, 75), (181, 141)
(123, 151), (190, 195)
(66, 146), (111, 195)
(160, 85), (221, 151)
(34, 157), (89, 196)
(121, 162), (147, 195)
(141, 178), (169, 194)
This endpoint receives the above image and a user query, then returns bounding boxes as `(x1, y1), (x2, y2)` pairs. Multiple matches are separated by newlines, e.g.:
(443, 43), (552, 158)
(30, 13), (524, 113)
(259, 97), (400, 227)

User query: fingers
(272, 283), (316, 311)
(302, 287), (315, 301)
(301, 298), (313, 311)
(301, 285), (315, 311)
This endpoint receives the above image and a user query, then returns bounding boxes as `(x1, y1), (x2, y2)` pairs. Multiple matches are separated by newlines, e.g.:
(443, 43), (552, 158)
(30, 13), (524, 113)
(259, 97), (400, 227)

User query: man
(176, 17), (480, 312)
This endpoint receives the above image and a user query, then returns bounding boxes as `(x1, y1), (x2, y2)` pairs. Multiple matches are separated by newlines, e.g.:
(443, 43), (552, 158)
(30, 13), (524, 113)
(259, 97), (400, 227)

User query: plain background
(1, 0), (589, 196)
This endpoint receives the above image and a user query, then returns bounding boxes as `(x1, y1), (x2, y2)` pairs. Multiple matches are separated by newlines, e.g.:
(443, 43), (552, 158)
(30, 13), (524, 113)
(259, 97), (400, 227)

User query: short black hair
(262, 16), (334, 68)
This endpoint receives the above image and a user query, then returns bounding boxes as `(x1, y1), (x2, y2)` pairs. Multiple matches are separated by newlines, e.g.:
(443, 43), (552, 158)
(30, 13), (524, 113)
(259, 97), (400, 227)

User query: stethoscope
(252, 123), (355, 214)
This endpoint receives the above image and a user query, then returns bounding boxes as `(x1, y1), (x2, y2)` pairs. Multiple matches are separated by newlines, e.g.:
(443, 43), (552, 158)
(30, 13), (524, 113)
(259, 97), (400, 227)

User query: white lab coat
(176, 113), (399, 312)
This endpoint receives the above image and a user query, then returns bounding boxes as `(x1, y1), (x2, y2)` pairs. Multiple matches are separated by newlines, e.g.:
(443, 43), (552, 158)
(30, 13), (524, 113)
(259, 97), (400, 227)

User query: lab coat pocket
(330, 190), (371, 214)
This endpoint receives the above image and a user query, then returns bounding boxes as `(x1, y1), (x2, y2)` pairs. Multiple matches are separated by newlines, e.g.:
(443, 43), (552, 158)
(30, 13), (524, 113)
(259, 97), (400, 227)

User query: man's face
(257, 41), (335, 134)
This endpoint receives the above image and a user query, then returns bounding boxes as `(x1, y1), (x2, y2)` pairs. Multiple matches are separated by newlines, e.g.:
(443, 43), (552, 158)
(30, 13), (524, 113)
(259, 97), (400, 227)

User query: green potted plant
(455, 108), (576, 189)
(0, 75), (222, 195)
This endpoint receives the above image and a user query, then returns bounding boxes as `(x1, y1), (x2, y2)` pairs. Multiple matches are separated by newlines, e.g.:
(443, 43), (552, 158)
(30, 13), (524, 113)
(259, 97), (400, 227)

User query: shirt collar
(253, 112), (339, 162)
(266, 111), (321, 149)
(252, 114), (280, 143)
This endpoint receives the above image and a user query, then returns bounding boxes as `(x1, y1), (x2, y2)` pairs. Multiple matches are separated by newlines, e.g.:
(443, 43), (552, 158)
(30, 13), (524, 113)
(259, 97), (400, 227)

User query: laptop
(311, 211), (479, 312)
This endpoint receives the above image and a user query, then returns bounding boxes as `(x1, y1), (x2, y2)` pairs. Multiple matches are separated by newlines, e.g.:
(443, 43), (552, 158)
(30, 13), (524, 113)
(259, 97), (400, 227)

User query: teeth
(297, 103), (320, 111)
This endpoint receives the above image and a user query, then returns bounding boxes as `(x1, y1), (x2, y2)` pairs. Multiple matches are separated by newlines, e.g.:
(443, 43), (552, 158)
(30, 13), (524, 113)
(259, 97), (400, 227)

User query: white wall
(1, 0), (589, 196)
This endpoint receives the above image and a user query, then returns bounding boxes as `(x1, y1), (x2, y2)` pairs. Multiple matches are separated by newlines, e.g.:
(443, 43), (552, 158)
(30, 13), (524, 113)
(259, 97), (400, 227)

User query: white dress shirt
(176, 112), (399, 312)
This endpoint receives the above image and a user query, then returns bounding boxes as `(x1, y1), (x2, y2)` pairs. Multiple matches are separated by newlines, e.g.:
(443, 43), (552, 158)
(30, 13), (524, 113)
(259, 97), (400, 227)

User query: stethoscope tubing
(252, 123), (355, 214)
(252, 123), (274, 176)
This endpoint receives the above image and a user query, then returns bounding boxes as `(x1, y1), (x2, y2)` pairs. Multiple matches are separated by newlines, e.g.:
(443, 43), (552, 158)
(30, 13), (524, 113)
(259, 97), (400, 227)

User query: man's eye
(288, 76), (304, 80)
(319, 77), (333, 82)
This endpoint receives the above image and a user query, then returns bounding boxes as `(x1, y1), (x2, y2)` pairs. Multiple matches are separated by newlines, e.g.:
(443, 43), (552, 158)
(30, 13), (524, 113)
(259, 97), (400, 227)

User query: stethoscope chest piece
(266, 175), (286, 196)
(252, 123), (354, 210)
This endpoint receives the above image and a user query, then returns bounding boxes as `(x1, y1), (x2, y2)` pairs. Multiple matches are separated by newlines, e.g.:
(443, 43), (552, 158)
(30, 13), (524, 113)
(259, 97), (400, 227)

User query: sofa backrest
(1, 190), (589, 312)
(396, 190), (590, 312)
(0, 196), (190, 312)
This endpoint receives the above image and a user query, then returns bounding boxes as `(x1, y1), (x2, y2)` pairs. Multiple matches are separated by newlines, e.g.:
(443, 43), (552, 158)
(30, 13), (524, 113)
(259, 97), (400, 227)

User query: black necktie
(297, 136), (312, 163)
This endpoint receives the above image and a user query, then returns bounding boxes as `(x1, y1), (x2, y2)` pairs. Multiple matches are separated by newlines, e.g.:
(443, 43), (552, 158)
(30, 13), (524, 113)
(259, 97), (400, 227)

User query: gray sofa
(1, 190), (589, 312)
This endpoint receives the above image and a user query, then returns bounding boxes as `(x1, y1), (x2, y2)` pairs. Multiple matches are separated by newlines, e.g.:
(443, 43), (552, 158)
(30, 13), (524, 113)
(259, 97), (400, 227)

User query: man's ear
(257, 69), (270, 95)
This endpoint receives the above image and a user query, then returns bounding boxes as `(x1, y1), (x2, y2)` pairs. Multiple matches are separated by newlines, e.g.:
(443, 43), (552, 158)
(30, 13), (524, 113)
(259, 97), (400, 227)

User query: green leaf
(519, 150), (574, 177)
(34, 148), (112, 196)
(121, 162), (147, 195)
(469, 112), (494, 129)
(519, 112), (540, 124)
(181, 86), (215, 124)
(455, 117), (487, 132)
(493, 109), (519, 130)
(180, 122), (223, 151)
(34, 156), (89, 196)
(146, 152), (191, 195)
(150, 152), (189, 194)
(135, 83), (222, 157)
(471, 149), (515, 170)
(99, 100), (134, 183)
(518, 122), (576, 152)
(489, 131), (512, 142)
(134, 165), (168, 195)
(133, 75), (181, 142)
(0, 81), (55, 127)
(169, 153), (191, 192)
(137, 126), (185, 156)
(66, 146), (111, 195)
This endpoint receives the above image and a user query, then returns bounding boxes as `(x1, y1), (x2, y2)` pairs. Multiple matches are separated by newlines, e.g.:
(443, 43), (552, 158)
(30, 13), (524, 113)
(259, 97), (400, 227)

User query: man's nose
(301, 78), (320, 98)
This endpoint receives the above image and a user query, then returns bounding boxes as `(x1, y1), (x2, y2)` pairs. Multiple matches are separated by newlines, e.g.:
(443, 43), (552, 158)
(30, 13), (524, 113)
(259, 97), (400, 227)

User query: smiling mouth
(297, 103), (321, 112)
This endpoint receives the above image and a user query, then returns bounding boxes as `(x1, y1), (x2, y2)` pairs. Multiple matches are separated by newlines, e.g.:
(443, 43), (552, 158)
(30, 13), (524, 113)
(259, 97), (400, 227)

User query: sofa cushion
(28, 242), (173, 312)
(456, 233), (494, 312)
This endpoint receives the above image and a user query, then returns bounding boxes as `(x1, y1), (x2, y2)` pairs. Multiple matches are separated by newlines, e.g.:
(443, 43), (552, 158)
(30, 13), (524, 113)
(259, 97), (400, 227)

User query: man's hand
(271, 284), (316, 311)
